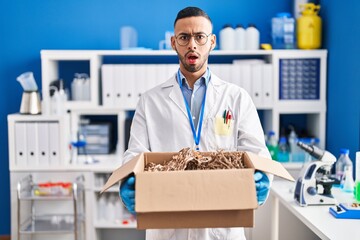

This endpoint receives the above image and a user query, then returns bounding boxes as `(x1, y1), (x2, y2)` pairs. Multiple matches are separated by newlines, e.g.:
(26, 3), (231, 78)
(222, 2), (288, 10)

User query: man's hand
(119, 176), (136, 215)
(254, 170), (270, 205)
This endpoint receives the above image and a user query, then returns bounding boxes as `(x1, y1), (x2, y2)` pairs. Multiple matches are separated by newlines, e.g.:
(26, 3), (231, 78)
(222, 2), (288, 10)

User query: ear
(210, 34), (217, 51)
(171, 36), (176, 50)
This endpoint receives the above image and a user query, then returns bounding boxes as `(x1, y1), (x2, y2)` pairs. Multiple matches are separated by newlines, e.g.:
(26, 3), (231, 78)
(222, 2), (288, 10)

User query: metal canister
(297, 3), (322, 49)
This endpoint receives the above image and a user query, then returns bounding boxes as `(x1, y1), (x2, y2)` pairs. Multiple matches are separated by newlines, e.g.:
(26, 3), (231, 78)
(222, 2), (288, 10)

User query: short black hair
(174, 6), (212, 27)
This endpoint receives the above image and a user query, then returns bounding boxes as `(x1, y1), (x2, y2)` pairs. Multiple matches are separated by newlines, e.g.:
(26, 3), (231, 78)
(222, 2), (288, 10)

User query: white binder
(124, 64), (137, 109)
(37, 122), (50, 166)
(136, 64), (148, 98)
(147, 64), (158, 90)
(101, 64), (115, 107)
(114, 65), (125, 108)
(251, 64), (263, 107)
(262, 64), (273, 107)
(49, 122), (60, 165)
(240, 64), (252, 94)
(26, 122), (39, 165)
(14, 122), (27, 167)
(231, 64), (242, 87)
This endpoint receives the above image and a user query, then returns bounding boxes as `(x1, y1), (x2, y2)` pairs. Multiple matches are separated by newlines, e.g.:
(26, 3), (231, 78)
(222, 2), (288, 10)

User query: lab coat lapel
(204, 74), (221, 121)
(165, 77), (188, 118)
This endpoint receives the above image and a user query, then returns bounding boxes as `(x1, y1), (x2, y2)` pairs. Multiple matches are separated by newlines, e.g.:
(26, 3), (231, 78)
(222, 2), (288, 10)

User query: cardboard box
(101, 151), (294, 229)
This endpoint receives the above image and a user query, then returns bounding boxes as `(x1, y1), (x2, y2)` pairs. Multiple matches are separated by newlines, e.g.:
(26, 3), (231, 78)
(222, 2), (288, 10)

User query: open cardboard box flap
(101, 151), (294, 194)
(245, 152), (294, 181)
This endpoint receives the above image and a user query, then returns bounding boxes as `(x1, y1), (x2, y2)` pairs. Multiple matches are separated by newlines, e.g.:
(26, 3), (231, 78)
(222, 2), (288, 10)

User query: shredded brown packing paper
(145, 148), (245, 172)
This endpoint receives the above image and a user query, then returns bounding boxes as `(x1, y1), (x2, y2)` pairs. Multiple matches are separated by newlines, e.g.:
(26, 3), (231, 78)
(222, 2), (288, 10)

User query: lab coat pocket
(215, 116), (234, 136)
(207, 117), (236, 151)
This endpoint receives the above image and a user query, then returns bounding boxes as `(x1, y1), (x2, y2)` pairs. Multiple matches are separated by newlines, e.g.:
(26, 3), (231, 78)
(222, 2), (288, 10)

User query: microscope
(294, 141), (337, 207)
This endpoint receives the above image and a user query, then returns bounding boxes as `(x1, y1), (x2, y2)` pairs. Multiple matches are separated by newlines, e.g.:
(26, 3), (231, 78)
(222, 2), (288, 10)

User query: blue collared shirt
(178, 69), (211, 129)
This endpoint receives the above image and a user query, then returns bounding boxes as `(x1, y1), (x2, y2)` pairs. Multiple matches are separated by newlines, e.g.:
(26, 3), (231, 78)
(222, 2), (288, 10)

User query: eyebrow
(177, 31), (207, 36)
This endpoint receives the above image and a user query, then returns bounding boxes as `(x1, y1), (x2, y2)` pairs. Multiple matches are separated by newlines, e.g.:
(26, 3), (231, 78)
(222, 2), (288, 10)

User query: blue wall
(1, 0), (359, 235)
(321, 0), (360, 164)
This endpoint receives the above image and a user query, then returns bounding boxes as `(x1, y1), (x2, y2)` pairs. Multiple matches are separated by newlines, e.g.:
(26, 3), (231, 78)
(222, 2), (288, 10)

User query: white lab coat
(123, 72), (271, 240)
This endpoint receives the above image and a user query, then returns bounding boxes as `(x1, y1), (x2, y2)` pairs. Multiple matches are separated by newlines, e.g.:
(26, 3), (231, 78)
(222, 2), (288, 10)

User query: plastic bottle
(234, 24), (246, 50)
(355, 151), (360, 201)
(219, 24), (235, 50)
(288, 126), (299, 162)
(335, 148), (353, 186)
(245, 24), (260, 50)
(342, 165), (355, 193)
(266, 131), (278, 160)
(277, 137), (290, 162)
(272, 13), (295, 49)
(297, 3), (322, 49)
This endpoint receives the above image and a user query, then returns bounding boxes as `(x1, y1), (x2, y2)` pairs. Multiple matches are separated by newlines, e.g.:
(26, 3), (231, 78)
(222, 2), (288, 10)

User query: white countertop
(271, 180), (359, 240)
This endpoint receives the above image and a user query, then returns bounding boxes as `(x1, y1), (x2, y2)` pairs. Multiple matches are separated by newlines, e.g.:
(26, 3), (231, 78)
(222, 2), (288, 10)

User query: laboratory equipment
(234, 24), (246, 50)
(335, 148), (353, 184)
(219, 24), (235, 50)
(71, 73), (90, 101)
(294, 141), (337, 206)
(297, 3), (322, 49)
(120, 26), (138, 50)
(356, 152), (360, 201)
(266, 131), (278, 160)
(342, 166), (355, 193)
(245, 24), (260, 50)
(17, 72), (41, 114)
(277, 136), (290, 162)
(19, 91), (41, 115)
(272, 12), (295, 49)
(329, 203), (360, 219)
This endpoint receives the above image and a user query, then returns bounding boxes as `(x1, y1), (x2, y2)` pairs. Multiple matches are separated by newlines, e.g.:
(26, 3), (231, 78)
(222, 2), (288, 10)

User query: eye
(178, 35), (190, 41)
(196, 34), (206, 40)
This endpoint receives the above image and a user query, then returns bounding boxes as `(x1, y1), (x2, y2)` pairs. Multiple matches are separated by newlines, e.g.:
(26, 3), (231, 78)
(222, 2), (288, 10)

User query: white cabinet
(8, 49), (327, 240)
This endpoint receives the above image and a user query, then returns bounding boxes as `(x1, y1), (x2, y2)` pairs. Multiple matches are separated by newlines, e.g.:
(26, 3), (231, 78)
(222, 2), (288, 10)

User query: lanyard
(177, 70), (207, 151)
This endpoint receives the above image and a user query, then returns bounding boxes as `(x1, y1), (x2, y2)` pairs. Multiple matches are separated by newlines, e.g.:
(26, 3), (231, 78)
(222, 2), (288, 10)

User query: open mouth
(186, 53), (199, 64)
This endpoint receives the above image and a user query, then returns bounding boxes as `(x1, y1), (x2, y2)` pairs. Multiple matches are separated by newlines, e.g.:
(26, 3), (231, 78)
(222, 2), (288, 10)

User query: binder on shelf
(114, 65), (125, 108)
(262, 64), (273, 107)
(26, 122), (38, 165)
(136, 64), (148, 99)
(37, 122), (50, 166)
(146, 64), (158, 91)
(101, 65), (115, 107)
(14, 122), (27, 167)
(126, 65), (138, 109)
(251, 64), (263, 107)
(231, 64), (242, 86)
(239, 64), (252, 94)
(48, 122), (60, 165)
(156, 64), (169, 86)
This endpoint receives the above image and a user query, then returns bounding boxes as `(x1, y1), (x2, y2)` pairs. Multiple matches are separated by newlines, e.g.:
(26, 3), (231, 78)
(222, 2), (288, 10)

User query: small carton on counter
(101, 151), (294, 229)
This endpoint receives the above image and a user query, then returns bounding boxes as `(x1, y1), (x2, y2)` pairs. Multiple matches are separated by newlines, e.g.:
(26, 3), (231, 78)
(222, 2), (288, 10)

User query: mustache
(185, 50), (200, 57)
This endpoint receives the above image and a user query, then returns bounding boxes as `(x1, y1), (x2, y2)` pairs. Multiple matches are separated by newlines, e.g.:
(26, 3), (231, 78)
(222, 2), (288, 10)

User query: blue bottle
(277, 137), (290, 162)
(272, 12), (296, 49)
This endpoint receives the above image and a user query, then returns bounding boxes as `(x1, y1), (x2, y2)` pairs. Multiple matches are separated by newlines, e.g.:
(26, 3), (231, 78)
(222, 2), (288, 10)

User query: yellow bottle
(297, 3), (322, 49)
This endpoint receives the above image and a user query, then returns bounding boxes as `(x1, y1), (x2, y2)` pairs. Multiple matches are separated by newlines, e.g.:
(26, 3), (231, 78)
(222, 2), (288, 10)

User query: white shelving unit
(8, 49), (327, 240)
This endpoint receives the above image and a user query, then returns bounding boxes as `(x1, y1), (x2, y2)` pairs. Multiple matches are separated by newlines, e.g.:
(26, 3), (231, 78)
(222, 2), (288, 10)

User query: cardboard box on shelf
(101, 151), (294, 229)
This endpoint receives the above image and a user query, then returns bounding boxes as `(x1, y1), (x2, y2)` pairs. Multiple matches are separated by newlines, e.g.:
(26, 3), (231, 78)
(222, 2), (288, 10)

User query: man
(120, 6), (271, 240)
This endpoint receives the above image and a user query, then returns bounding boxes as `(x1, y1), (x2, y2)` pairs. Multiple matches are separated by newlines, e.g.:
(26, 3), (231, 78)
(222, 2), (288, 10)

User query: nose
(187, 36), (197, 50)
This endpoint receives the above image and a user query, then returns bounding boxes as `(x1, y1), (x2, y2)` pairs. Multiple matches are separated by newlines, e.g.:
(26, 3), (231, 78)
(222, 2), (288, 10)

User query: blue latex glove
(254, 170), (270, 205)
(119, 176), (136, 215)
